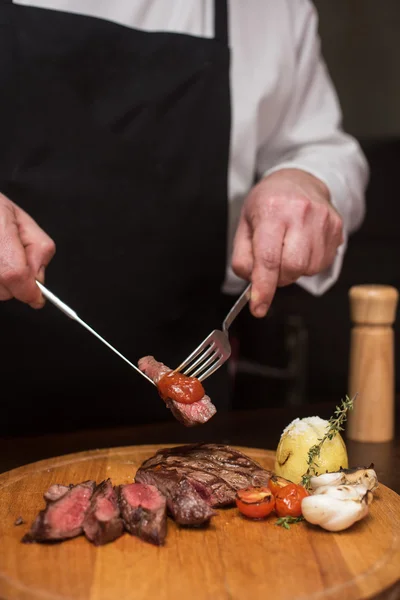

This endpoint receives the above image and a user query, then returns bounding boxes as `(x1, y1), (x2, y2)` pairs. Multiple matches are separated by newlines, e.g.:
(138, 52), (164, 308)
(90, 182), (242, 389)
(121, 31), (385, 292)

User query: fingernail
(251, 289), (260, 304)
(37, 266), (45, 284)
(30, 298), (45, 310)
(254, 303), (268, 318)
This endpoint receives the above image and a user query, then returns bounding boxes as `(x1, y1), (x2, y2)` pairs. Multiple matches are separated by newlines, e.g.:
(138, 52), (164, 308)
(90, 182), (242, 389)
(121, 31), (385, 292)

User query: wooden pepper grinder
(348, 284), (398, 442)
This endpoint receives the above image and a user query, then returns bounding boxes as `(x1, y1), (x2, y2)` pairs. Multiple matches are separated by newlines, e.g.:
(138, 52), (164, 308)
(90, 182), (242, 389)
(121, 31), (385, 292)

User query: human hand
(0, 193), (56, 308)
(232, 169), (343, 318)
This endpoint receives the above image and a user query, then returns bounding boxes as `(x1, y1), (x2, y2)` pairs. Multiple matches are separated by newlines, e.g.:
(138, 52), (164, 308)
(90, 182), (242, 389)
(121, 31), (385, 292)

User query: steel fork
(174, 283), (251, 382)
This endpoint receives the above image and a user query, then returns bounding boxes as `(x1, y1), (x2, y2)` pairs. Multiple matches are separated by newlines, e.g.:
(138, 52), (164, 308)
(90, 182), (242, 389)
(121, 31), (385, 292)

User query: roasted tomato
(157, 371), (205, 404)
(275, 483), (309, 518)
(236, 486), (275, 519)
(268, 475), (292, 496)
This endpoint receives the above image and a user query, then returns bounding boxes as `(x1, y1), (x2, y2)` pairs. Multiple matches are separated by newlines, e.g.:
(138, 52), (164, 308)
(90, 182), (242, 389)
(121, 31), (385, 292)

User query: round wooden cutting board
(0, 445), (399, 600)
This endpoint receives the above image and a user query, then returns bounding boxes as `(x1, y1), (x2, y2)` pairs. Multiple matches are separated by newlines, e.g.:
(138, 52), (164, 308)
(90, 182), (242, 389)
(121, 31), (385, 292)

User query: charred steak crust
(83, 479), (124, 546)
(138, 356), (217, 427)
(22, 480), (96, 543)
(135, 469), (216, 526)
(118, 483), (167, 546)
(135, 443), (271, 510)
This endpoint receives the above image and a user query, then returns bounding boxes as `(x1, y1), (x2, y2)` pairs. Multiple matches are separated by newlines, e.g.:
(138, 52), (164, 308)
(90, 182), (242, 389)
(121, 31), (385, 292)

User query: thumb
(15, 203), (56, 287)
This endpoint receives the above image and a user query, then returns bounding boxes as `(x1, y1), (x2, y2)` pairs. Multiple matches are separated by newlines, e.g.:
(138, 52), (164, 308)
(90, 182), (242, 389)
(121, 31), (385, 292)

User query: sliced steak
(138, 356), (216, 427)
(118, 483), (167, 546)
(83, 479), (124, 546)
(167, 478), (216, 526)
(22, 480), (95, 543)
(135, 465), (215, 526)
(135, 443), (271, 511)
(44, 484), (71, 502)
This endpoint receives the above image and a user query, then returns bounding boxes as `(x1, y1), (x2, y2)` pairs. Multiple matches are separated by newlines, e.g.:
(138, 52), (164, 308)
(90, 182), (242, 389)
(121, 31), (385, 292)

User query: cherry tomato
(236, 486), (276, 519)
(275, 483), (309, 518)
(268, 475), (292, 496)
(157, 371), (205, 404)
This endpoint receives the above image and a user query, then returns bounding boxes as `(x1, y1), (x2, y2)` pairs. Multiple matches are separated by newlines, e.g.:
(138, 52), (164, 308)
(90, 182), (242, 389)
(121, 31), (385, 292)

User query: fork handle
(222, 283), (251, 332)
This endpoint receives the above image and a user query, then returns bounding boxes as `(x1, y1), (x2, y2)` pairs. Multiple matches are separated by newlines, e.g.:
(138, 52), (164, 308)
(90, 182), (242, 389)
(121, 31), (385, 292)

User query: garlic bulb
(302, 484), (372, 532)
(310, 466), (378, 492)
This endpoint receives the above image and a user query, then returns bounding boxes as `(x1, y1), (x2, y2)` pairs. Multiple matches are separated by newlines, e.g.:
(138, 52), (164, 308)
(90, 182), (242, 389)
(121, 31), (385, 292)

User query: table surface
(1, 402), (399, 494)
(0, 402), (399, 600)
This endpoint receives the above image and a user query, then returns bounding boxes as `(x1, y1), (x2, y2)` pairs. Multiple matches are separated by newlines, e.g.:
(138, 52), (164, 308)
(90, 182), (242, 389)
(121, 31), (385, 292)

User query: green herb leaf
(300, 394), (356, 490)
(275, 516), (304, 530)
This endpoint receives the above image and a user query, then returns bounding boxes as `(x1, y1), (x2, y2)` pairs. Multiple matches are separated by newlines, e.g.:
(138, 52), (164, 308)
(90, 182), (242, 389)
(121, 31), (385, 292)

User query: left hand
(232, 168), (344, 318)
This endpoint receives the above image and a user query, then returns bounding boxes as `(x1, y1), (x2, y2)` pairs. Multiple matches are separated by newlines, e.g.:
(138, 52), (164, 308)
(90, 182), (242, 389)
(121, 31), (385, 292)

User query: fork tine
(197, 356), (225, 382)
(182, 343), (216, 376)
(190, 350), (221, 379)
(174, 335), (213, 372)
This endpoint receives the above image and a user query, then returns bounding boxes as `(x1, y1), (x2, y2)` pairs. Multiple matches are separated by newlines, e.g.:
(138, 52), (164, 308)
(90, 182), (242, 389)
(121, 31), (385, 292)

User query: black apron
(0, 1), (231, 435)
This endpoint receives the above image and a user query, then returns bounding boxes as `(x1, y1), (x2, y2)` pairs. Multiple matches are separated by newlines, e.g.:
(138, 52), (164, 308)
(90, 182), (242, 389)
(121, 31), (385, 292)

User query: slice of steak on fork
(135, 443), (271, 515)
(118, 483), (167, 546)
(22, 480), (96, 543)
(138, 356), (216, 427)
(83, 479), (124, 546)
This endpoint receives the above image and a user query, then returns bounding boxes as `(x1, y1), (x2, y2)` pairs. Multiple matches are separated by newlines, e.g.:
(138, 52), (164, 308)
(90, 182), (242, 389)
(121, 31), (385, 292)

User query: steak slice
(83, 479), (124, 546)
(118, 483), (167, 546)
(135, 443), (271, 510)
(44, 484), (71, 502)
(22, 480), (95, 543)
(135, 466), (215, 526)
(138, 356), (216, 427)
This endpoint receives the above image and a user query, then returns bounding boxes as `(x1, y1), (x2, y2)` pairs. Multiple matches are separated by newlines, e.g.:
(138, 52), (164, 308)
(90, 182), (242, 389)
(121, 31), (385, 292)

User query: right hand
(0, 193), (56, 308)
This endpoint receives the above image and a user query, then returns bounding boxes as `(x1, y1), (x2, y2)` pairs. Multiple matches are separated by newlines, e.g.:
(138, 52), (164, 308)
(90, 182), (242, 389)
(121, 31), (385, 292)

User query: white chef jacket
(14, 0), (369, 296)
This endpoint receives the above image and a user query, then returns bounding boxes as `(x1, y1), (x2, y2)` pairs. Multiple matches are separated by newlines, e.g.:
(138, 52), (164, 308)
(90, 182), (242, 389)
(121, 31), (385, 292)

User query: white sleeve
(256, 0), (369, 296)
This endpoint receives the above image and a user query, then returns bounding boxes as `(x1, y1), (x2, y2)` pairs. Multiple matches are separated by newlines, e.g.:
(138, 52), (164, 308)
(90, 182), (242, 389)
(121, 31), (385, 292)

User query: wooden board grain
(0, 444), (399, 600)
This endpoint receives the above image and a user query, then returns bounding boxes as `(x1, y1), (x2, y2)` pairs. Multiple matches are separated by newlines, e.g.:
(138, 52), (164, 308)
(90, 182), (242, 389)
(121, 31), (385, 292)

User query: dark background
(232, 0), (400, 410)
(2, 1), (399, 433)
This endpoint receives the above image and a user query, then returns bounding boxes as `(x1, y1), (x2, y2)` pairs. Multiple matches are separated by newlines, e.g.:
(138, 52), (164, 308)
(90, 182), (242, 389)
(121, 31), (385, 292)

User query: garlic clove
(310, 467), (378, 492)
(313, 484), (369, 501)
(310, 472), (345, 490)
(302, 484), (370, 532)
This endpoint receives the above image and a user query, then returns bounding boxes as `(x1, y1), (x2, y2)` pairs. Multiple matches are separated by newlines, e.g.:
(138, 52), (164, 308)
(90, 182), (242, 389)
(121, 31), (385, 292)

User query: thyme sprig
(275, 516), (304, 530)
(300, 394), (356, 490)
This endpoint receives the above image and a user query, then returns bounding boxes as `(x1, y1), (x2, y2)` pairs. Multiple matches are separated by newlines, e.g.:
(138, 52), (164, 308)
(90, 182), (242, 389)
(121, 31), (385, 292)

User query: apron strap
(214, 0), (229, 46)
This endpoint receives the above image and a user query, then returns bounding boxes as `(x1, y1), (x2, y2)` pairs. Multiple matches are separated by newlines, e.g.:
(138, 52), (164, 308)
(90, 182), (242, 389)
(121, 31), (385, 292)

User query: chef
(0, 0), (368, 434)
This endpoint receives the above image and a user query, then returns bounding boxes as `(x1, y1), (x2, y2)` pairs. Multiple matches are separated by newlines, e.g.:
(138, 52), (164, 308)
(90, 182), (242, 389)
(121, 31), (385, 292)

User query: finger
(15, 204), (56, 279)
(231, 217), (253, 281)
(278, 228), (311, 287)
(0, 204), (44, 308)
(250, 220), (286, 318)
(306, 211), (343, 276)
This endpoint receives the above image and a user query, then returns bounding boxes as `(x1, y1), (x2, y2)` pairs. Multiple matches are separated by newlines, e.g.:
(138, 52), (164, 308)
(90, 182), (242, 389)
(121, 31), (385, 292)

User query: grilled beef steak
(118, 483), (167, 545)
(138, 356), (216, 427)
(166, 478), (216, 525)
(135, 444), (271, 520)
(83, 479), (124, 546)
(22, 480), (95, 543)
